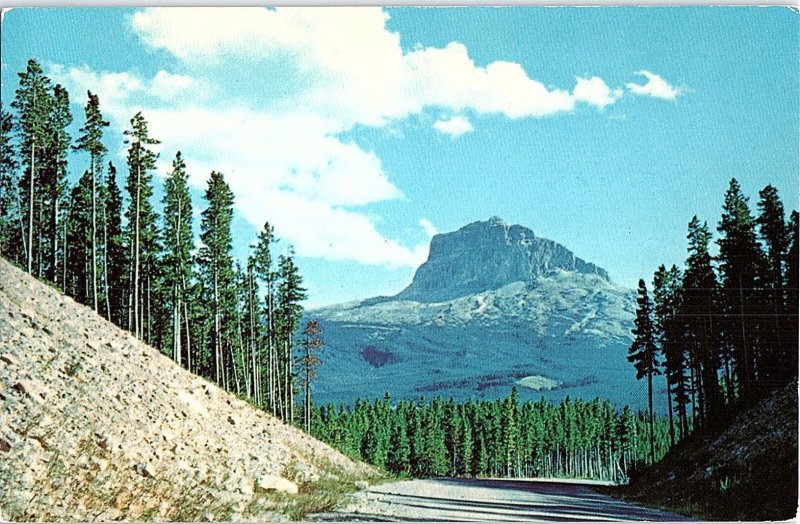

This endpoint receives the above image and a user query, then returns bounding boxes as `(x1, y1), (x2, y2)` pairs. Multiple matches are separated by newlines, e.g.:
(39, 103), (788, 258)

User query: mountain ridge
(395, 217), (611, 303)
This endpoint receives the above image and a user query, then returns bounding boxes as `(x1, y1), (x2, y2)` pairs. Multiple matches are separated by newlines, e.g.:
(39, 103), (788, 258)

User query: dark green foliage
(12, 59), (53, 274)
(681, 217), (723, 427)
(64, 171), (94, 304)
(716, 179), (766, 402)
(652, 264), (686, 442)
(3, 60), (319, 439)
(104, 162), (126, 326)
(74, 91), (108, 310)
(123, 111), (161, 339)
(162, 152), (194, 366)
(198, 170), (236, 387)
(628, 279), (660, 464)
(43, 85), (72, 287)
(0, 105), (20, 260)
(756, 186), (795, 386)
(786, 211), (799, 382)
(639, 178), (797, 477)
(313, 392), (672, 481)
(275, 249), (307, 423)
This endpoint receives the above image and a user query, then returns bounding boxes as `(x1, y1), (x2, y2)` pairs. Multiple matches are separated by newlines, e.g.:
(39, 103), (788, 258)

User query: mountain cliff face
(311, 218), (651, 410)
(397, 217), (609, 302)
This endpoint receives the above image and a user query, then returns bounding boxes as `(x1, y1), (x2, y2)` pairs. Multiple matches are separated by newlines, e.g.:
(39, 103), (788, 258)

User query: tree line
(0, 58), (323, 429)
(312, 390), (673, 481)
(628, 178), (798, 463)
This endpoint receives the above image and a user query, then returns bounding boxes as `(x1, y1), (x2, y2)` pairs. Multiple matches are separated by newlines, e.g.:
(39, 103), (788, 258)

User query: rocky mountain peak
(396, 217), (610, 302)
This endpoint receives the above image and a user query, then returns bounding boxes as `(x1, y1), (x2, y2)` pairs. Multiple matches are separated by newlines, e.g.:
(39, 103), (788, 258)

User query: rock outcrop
(0, 258), (374, 522)
(397, 217), (609, 302)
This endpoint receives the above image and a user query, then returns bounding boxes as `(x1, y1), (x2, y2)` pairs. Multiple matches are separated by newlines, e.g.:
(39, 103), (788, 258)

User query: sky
(1, 7), (798, 308)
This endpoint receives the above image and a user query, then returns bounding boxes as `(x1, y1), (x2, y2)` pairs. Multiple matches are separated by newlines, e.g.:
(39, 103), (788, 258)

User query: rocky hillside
(0, 258), (375, 522)
(610, 381), (798, 520)
(310, 217), (647, 410)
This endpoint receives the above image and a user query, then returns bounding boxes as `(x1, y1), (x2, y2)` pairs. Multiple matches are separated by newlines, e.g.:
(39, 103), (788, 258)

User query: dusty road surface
(316, 478), (693, 521)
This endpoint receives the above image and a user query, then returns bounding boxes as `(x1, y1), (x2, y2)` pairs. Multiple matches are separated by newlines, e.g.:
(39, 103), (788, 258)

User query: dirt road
(318, 478), (693, 521)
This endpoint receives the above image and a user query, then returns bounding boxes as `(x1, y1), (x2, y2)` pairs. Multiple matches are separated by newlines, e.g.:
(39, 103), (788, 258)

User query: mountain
(310, 217), (655, 410)
(397, 216), (609, 302)
(0, 258), (374, 522)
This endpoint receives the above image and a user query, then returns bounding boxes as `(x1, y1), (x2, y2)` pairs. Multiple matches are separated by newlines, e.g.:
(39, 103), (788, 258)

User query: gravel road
(317, 478), (693, 521)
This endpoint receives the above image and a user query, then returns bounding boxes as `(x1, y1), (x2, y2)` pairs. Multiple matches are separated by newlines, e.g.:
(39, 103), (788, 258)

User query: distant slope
(610, 382), (798, 520)
(310, 218), (652, 409)
(0, 258), (374, 522)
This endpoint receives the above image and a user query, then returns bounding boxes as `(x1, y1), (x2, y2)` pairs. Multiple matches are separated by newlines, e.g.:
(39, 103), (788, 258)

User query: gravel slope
(0, 258), (373, 521)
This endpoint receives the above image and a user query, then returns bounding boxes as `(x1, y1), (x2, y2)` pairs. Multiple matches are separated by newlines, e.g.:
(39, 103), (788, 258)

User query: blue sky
(2, 7), (797, 308)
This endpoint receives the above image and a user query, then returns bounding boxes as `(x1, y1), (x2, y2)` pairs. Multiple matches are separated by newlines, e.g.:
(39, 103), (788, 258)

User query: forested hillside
(625, 178), (797, 465)
(0, 59), (318, 429)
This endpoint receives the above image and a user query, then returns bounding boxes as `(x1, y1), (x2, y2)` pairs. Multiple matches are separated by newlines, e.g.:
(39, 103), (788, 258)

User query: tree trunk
(648, 372), (655, 465)
(27, 138), (35, 274)
(133, 160), (141, 338)
(214, 265), (221, 385)
(102, 197), (111, 320)
(51, 180), (59, 286)
(667, 376), (675, 446)
(91, 154), (98, 313)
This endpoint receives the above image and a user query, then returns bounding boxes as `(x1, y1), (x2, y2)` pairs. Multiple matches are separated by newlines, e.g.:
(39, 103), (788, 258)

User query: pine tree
(74, 91), (108, 311)
(0, 104), (20, 260)
(784, 211), (799, 382)
(253, 222), (278, 414)
(756, 185), (791, 386)
(682, 217), (724, 427)
(65, 171), (94, 304)
(276, 249), (306, 423)
(40, 85), (72, 287)
(717, 179), (765, 402)
(653, 264), (686, 442)
(502, 387), (519, 476)
(388, 408), (411, 474)
(123, 112), (160, 337)
(244, 257), (262, 405)
(198, 170), (237, 390)
(162, 152), (194, 366)
(104, 162), (126, 325)
(12, 59), (53, 274)
(628, 279), (660, 464)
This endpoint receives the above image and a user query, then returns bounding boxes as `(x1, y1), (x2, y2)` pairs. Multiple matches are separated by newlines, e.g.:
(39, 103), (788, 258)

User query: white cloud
(419, 218), (438, 238)
(433, 116), (474, 137)
(128, 8), (598, 127)
(626, 70), (680, 101)
(150, 70), (194, 100)
(52, 8), (671, 270)
(573, 76), (622, 109)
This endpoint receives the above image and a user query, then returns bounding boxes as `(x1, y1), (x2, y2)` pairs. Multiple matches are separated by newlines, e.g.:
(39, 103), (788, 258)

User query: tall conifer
(628, 279), (660, 464)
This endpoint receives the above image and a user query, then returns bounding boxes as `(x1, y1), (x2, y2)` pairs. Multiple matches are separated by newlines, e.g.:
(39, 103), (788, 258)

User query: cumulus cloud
(626, 70), (680, 101)
(52, 7), (661, 269)
(433, 116), (474, 137)
(573, 76), (622, 109)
